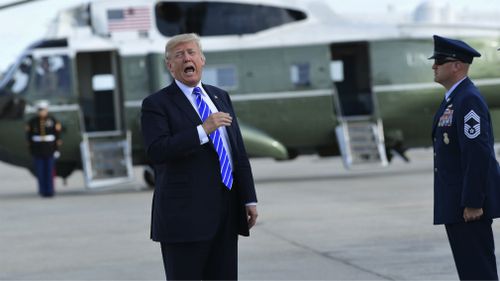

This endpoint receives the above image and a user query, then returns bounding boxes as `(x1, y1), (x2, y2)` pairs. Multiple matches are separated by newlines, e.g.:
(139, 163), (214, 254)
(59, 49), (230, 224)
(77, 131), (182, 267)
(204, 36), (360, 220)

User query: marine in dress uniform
(26, 100), (62, 198)
(430, 35), (500, 280)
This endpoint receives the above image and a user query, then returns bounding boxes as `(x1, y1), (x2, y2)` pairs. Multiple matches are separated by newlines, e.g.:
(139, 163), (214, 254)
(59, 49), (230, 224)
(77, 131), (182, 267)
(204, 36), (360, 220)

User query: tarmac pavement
(0, 148), (490, 280)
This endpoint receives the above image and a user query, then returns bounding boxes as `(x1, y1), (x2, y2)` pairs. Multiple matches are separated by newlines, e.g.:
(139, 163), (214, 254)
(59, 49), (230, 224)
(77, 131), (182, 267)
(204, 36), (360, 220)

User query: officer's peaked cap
(36, 100), (49, 110)
(429, 35), (481, 64)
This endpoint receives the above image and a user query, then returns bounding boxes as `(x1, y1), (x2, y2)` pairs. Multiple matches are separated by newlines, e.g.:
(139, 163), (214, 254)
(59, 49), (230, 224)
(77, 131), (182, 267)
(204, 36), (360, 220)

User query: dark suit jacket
(432, 77), (500, 224)
(141, 82), (257, 242)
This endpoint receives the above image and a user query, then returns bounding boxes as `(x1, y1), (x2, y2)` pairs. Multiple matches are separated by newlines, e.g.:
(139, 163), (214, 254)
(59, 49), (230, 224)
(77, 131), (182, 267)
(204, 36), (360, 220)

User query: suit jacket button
(434, 168), (438, 172)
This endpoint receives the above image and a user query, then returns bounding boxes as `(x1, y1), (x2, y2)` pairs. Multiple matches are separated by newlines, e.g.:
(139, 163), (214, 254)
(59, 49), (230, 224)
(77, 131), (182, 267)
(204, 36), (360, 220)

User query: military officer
(26, 100), (62, 197)
(430, 35), (500, 280)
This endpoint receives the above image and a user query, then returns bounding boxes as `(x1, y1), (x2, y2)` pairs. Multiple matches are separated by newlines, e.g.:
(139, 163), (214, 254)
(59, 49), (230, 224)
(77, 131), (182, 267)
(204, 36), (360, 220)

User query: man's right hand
(202, 112), (232, 134)
(463, 207), (483, 222)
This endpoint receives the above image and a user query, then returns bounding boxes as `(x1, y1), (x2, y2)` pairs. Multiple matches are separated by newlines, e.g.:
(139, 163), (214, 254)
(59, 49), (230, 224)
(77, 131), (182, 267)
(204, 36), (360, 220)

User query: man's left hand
(246, 205), (258, 229)
(463, 207), (483, 222)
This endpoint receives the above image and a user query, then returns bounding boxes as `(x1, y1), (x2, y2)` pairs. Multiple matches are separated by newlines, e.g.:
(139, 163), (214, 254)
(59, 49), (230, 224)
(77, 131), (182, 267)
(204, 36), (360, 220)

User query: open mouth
(184, 66), (195, 74)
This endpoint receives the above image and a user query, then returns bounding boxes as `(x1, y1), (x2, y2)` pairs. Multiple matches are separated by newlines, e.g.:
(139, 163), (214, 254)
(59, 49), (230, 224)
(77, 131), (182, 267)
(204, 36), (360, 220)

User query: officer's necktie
(193, 87), (233, 189)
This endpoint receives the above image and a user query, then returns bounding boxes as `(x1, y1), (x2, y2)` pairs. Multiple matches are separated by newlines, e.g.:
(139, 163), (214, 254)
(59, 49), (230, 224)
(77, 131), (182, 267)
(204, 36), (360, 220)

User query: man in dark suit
(141, 33), (258, 280)
(430, 35), (500, 280)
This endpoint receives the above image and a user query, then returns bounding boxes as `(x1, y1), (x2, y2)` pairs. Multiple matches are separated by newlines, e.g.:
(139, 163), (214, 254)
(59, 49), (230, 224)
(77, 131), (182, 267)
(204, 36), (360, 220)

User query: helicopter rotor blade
(0, 0), (43, 11)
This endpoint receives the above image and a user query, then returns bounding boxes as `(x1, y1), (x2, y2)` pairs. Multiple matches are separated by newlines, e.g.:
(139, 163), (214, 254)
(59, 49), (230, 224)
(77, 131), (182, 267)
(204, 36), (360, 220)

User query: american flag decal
(107, 7), (151, 32)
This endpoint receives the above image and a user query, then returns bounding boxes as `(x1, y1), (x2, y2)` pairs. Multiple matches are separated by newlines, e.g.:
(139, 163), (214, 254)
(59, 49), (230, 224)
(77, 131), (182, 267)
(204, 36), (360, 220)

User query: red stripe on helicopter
(107, 7), (151, 32)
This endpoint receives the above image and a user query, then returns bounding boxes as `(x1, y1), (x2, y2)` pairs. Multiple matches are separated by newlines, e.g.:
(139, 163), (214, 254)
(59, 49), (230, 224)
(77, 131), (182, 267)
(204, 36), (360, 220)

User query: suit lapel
(204, 85), (227, 113)
(203, 85), (239, 155)
(168, 82), (202, 126)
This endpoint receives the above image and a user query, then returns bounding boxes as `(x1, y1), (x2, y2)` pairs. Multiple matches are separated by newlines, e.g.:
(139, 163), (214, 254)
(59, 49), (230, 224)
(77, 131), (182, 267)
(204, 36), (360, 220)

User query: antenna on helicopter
(0, 0), (43, 11)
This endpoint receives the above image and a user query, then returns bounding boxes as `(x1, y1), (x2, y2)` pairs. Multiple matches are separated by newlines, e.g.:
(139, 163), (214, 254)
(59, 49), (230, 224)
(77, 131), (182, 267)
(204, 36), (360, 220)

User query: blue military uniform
(431, 35), (500, 280)
(433, 78), (500, 224)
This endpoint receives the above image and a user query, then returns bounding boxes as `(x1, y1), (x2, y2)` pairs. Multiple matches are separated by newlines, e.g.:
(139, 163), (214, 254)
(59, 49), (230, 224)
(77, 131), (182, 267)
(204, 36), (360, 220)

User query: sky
(0, 0), (499, 72)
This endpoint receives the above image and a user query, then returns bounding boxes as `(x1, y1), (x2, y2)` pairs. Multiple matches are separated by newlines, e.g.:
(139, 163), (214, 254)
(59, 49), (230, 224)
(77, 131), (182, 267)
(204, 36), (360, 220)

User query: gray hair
(165, 33), (205, 61)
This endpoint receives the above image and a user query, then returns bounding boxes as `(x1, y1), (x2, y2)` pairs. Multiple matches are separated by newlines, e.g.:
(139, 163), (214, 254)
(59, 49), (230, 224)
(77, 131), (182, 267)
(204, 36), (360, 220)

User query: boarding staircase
(335, 117), (388, 169)
(80, 131), (134, 189)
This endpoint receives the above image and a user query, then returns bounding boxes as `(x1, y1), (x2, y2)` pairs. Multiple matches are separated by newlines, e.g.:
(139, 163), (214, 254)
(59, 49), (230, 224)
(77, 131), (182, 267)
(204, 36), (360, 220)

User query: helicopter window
(203, 65), (237, 90)
(330, 61), (344, 82)
(4, 57), (32, 95)
(92, 74), (115, 91)
(155, 2), (307, 36)
(290, 63), (310, 87)
(34, 55), (71, 97)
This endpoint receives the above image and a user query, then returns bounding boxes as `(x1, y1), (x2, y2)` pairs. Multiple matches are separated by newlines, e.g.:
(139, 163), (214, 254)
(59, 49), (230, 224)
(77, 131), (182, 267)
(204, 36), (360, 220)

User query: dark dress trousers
(141, 82), (257, 279)
(432, 77), (500, 280)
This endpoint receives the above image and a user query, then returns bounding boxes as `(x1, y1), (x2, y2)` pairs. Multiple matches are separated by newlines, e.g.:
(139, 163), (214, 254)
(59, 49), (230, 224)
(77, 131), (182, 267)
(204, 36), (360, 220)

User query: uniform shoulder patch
(464, 110), (480, 139)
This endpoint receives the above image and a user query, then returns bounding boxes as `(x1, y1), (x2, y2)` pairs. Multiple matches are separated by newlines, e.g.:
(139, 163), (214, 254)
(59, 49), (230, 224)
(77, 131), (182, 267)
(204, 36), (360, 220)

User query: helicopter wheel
(143, 166), (155, 189)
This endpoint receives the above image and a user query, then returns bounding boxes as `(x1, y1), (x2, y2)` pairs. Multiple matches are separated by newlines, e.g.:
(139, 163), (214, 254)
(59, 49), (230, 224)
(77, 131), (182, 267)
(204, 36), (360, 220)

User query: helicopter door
(75, 51), (133, 189)
(330, 42), (373, 116)
(330, 42), (387, 168)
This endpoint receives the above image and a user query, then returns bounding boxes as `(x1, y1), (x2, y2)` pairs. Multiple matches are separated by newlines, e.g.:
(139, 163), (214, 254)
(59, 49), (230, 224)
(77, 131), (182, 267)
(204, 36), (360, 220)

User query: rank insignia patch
(464, 110), (480, 139)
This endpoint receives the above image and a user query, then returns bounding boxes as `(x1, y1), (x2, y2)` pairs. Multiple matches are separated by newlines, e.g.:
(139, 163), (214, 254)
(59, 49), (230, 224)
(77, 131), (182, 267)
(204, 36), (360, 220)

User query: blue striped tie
(193, 87), (233, 189)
